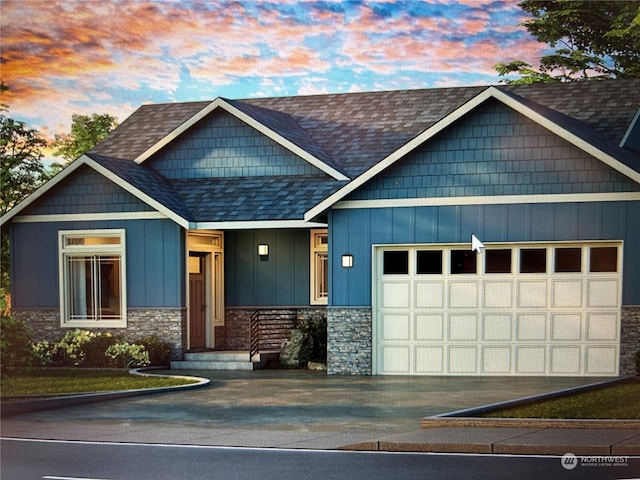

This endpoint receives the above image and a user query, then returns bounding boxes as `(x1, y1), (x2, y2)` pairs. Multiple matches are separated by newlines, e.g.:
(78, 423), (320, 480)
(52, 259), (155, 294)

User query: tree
(0, 88), (47, 216)
(496, 0), (640, 83)
(0, 83), (48, 296)
(51, 113), (118, 166)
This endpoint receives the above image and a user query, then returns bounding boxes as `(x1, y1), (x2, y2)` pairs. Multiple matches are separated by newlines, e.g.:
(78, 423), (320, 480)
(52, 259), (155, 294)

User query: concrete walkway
(1, 370), (639, 455)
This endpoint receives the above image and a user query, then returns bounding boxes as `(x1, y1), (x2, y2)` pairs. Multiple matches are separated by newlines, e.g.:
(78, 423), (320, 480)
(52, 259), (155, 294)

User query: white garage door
(374, 242), (622, 376)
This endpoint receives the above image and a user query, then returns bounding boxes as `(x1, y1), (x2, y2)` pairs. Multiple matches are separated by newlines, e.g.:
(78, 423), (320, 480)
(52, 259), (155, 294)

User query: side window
(310, 230), (328, 305)
(59, 230), (126, 327)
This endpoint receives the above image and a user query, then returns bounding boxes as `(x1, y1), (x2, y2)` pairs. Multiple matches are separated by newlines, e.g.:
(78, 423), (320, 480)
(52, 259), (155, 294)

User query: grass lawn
(1, 368), (199, 398)
(482, 378), (640, 420)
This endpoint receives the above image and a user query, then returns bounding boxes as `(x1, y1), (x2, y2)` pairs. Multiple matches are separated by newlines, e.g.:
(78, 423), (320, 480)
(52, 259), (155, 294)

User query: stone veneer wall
(223, 306), (327, 351)
(620, 306), (640, 375)
(327, 307), (372, 375)
(11, 308), (187, 361)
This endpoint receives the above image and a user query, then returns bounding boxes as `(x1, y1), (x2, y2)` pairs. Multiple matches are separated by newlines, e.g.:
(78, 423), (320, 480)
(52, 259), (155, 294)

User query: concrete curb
(422, 376), (638, 428)
(421, 417), (640, 429)
(0, 367), (210, 417)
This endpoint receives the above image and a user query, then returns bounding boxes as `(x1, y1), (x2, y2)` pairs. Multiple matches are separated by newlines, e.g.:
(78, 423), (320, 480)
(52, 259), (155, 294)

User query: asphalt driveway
(0, 370), (615, 449)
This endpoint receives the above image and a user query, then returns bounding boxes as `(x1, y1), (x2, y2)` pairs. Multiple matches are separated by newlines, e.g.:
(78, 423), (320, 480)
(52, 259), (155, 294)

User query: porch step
(171, 351), (254, 371)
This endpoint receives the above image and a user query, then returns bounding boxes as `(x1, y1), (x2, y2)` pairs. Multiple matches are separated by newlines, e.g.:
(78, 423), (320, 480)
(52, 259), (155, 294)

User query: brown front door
(189, 253), (206, 350)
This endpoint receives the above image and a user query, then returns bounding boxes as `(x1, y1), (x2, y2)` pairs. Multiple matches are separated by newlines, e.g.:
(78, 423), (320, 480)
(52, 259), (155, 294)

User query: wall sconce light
(341, 254), (354, 268)
(257, 244), (269, 256)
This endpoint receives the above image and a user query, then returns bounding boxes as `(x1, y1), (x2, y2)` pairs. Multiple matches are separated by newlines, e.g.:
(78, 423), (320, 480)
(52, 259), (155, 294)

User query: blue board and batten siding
(329, 99), (640, 307)
(148, 109), (324, 179)
(329, 202), (640, 307)
(225, 229), (311, 306)
(10, 167), (185, 310)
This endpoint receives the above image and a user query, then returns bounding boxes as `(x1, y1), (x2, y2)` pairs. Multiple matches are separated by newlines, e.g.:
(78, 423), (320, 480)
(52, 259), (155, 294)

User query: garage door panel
(483, 315), (512, 341)
(587, 313), (618, 340)
(415, 282), (444, 308)
(518, 281), (548, 308)
(516, 346), (546, 374)
(381, 314), (410, 340)
(448, 346), (477, 373)
(375, 243), (621, 376)
(449, 282), (478, 308)
(380, 346), (411, 373)
(550, 346), (581, 374)
(587, 279), (619, 307)
(517, 314), (547, 341)
(586, 347), (617, 374)
(484, 282), (513, 308)
(449, 315), (478, 340)
(551, 314), (582, 340)
(482, 347), (512, 373)
(552, 280), (582, 308)
(416, 347), (444, 373)
(416, 314), (443, 340)
(381, 282), (410, 308)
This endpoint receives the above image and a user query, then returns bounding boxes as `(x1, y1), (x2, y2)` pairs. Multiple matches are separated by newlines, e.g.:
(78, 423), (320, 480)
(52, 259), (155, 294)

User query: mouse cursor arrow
(471, 234), (485, 253)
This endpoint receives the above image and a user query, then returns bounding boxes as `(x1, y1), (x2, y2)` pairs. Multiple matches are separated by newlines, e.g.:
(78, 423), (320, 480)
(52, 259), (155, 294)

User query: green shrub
(82, 334), (120, 368)
(136, 335), (172, 366)
(298, 314), (327, 363)
(105, 341), (150, 368)
(0, 316), (36, 376)
(34, 329), (100, 367)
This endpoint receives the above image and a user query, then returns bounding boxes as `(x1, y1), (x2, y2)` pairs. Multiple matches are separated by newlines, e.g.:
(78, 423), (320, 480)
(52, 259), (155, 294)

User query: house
(2, 79), (639, 376)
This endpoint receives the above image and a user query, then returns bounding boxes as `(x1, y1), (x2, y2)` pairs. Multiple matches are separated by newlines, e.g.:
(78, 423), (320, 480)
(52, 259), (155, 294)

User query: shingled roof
(3, 80), (639, 228)
(90, 79), (640, 180)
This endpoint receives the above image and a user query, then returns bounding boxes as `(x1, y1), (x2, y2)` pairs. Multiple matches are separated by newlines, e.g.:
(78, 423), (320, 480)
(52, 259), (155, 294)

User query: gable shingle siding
(346, 100), (640, 201)
(147, 109), (327, 179)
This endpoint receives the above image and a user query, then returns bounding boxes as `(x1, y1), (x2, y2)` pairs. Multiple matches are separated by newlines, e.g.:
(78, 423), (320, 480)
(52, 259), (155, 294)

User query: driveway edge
(0, 368), (210, 417)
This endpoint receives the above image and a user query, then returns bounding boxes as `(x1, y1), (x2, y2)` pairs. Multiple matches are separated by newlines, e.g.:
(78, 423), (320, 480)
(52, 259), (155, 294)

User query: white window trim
(310, 229), (328, 305)
(59, 229), (127, 328)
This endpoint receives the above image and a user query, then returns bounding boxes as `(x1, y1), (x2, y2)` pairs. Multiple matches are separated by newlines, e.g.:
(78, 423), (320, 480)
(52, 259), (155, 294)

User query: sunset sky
(1, 0), (547, 145)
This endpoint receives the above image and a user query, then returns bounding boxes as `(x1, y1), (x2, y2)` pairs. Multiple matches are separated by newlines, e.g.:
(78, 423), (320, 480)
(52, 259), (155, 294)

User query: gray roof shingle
(81, 80), (639, 224)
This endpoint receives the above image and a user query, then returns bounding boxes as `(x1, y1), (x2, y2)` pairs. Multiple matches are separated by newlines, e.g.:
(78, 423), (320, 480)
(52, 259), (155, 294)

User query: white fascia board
(191, 220), (327, 230)
(134, 98), (349, 181)
(83, 157), (190, 228)
(1, 156), (90, 226)
(305, 86), (640, 221)
(334, 191), (640, 210)
(12, 211), (168, 223)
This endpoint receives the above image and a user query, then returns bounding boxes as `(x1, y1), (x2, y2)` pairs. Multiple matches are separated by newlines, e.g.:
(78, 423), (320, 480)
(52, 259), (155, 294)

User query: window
(417, 250), (442, 274)
(554, 247), (581, 273)
(59, 230), (126, 327)
(520, 248), (546, 273)
(590, 246), (618, 272)
(383, 250), (409, 274)
(451, 250), (476, 274)
(310, 230), (328, 304)
(485, 249), (512, 273)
